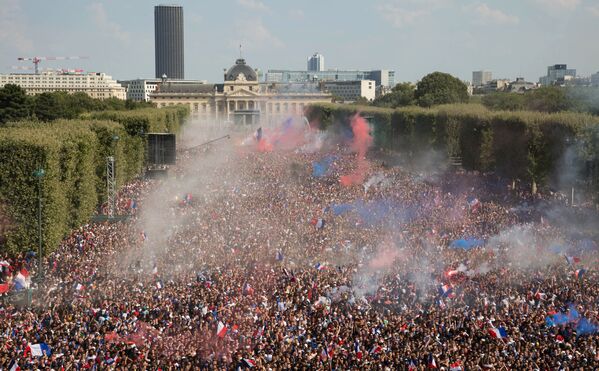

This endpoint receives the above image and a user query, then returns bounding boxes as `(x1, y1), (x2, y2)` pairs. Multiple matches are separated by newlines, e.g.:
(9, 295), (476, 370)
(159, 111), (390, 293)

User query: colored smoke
(340, 114), (373, 186)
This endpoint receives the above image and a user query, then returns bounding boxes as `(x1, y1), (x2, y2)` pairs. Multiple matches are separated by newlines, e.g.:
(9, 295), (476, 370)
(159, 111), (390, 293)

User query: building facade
(472, 71), (492, 87)
(307, 53), (325, 72)
(119, 78), (207, 101)
(539, 64), (576, 86)
(321, 80), (375, 102)
(150, 59), (332, 124)
(0, 71), (126, 99)
(155, 5), (184, 79)
(265, 69), (395, 89)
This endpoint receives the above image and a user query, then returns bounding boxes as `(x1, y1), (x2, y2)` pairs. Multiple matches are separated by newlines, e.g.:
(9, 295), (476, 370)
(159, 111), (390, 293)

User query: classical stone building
(150, 58), (332, 125)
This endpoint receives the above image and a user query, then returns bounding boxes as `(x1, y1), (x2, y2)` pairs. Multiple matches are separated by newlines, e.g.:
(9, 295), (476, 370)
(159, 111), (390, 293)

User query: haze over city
(1, 0), (598, 82)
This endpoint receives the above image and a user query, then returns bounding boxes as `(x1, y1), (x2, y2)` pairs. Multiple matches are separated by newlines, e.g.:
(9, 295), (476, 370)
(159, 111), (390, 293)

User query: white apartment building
(119, 78), (208, 101)
(321, 80), (376, 102)
(0, 71), (126, 99)
(118, 79), (160, 101)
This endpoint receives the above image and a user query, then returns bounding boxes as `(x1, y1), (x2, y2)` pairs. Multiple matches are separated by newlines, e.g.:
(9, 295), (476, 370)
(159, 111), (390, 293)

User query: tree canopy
(415, 72), (469, 107)
(0, 84), (154, 125)
(372, 82), (415, 108)
(0, 84), (30, 124)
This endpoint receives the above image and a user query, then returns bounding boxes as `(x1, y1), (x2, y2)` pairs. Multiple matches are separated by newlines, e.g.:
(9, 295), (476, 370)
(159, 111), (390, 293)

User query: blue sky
(1, 0), (598, 83)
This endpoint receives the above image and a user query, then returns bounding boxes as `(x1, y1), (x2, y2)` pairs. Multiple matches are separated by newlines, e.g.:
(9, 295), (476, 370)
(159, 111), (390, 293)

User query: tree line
(370, 72), (599, 116)
(0, 84), (153, 125)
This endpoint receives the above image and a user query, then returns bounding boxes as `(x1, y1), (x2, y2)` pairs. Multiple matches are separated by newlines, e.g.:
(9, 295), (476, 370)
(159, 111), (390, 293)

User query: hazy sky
(1, 0), (598, 83)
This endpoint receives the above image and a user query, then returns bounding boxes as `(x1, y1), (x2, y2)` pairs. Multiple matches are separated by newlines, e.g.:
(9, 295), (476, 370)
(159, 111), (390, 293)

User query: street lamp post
(33, 168), (45, 281)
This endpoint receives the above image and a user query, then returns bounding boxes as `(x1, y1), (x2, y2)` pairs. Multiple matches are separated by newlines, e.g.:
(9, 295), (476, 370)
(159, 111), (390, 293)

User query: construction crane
(17, 56), (89, 74)
(10, 66), (84, 74)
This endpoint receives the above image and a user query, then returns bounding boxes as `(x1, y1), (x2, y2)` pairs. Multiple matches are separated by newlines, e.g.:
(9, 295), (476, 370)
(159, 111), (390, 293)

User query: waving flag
(574, 269), (586, 280)
(450, 361), (463, 371)
(369, 344), (382, 354)
(14, 271), (30, 291)
(439, 284), (455, 298)
(564, 255), (580, 265)
(427, 353), (437, 368)
(8, 360), (19, 371)
(467, 196), (481, 213)
(488, 326), (508, 339)
(315, 263), (327, 271)
(315, 218), (325, 230)
(217, 321), (227, 338)
(242, 358), (256, 368)
(26, 343), (52, 357)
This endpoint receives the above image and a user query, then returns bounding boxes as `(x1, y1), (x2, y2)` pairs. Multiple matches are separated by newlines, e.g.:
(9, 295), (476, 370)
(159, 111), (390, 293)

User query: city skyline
(1, 0), (598, 83)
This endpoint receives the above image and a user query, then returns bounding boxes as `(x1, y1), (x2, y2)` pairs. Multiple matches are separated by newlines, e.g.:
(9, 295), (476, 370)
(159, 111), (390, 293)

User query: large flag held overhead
(25, 343), (52, 357)
(217, 321), (227, 338)
(488, 326), (508, 339)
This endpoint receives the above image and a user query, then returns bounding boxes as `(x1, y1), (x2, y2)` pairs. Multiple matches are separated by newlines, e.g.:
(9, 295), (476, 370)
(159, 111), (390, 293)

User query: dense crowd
(0, 123), (598, 370)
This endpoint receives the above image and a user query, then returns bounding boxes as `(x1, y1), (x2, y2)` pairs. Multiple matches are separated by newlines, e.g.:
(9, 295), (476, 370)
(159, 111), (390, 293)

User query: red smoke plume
(340, 114), (373, 186)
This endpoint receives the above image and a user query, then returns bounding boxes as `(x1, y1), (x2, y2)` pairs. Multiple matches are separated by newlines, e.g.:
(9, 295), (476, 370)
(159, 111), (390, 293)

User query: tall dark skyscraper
(154, 5), (184, 79)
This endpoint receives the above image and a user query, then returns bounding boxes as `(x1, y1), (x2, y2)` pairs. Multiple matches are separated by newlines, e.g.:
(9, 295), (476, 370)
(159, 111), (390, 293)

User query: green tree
(482, 92), (526, 111)
(372, 82), (415, 108)
(415, 72), (469, 107)
(525, 86), (569, 113)
(353, 96), (370, 105)
(33, 93), (68, 121)
(0, 84), (31, 124)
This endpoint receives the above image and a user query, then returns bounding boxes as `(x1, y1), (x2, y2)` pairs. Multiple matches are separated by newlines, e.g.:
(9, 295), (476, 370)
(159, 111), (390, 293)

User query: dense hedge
(88, 106), (189, 136)
(307, 103), (599, 193)
(0, 106), (188, 254)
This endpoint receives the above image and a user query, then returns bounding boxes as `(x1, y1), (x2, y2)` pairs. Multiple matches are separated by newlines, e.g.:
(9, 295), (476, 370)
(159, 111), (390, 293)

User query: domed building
(150, 58), (331, 125)
(224, 59), (258, 82)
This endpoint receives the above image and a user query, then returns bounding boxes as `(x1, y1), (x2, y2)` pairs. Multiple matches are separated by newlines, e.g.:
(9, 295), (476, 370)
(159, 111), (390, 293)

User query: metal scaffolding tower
(106, 156), (116, 217)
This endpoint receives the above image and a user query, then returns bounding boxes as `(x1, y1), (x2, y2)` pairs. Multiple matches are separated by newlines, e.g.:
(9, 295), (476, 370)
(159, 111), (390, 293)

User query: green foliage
(0, 106), (189, 255)
(482, 86), (599, 115)
(1, 88), (155, 124)
(526, 86), (569, 113)
(0, 84), (31, 124)
(415, 72), (469, 107)
(482, 92), (526, 111)
(372, 82), (416, 108)
(90, 106), (188, 136)
(308, 103), (599, 194)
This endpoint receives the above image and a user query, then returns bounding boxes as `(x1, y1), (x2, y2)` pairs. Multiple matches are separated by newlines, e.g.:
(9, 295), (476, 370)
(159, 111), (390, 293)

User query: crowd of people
(0, 120), (597, 370)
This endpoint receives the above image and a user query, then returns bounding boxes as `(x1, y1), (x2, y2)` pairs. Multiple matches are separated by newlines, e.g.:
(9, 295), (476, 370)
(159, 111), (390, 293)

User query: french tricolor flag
(8, 360), (19, 371)
(427, 353), (437, 368)
(574, 269), (586, 280)
(439, 284), (455, 298)
(14, 271), (30, 291)
(369, 344), (382, 354)
(315, 263), (327, 271)
(242, 358), (256, 368)
(564, 255), (580, 265)
(488, 326), (508, 339)
(217, 321), (227, 338)
(25, 343), (52, 357)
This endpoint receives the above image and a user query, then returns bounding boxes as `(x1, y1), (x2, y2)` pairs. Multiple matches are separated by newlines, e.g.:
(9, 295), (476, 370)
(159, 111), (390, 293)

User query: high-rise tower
(154, 5), (184, 79)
